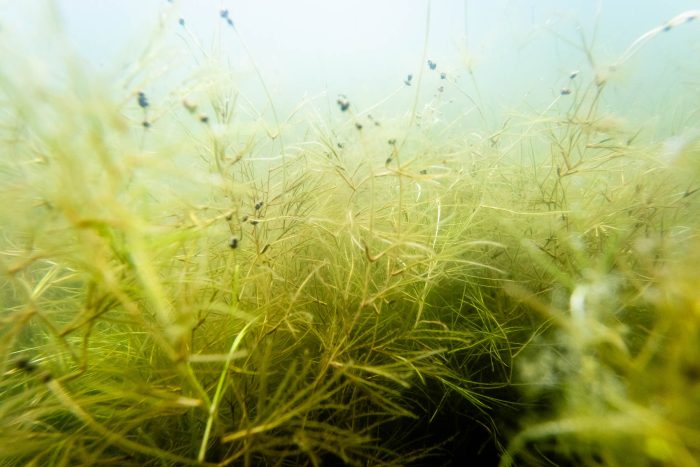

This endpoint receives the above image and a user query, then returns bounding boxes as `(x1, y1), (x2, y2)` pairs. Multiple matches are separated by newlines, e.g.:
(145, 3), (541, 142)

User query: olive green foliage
(1, 7), (699, 467)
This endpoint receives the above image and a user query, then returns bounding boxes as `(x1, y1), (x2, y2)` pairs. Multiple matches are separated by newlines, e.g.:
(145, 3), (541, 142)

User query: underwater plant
(1, 2), (698, 466)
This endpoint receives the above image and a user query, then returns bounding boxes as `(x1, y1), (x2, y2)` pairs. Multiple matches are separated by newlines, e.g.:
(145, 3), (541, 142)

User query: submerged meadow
(1, 3), (699, 466)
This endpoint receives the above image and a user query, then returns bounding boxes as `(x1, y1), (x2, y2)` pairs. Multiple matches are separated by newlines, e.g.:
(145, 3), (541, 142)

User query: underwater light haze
(3, 0), (698, 126)
(0, 1), (699, 466)
(37, 0), (698, 124)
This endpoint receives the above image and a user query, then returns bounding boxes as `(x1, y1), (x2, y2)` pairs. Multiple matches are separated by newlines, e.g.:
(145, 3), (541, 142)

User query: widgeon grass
(1, 4), (699, 466)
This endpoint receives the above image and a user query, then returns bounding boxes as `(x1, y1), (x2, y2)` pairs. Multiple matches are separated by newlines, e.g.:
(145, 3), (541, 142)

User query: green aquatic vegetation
(497, 135), (700, 466)
(490, 47), (700, 467)
(0, 54), (513, 465)
(1, 5), (699, 466)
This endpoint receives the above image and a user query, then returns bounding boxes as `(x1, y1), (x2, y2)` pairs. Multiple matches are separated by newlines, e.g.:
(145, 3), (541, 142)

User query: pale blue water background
(1, 1), (697, 139)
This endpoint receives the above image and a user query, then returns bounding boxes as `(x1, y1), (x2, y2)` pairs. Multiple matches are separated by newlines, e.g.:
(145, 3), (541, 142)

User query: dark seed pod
(337, 96), (350, 112)
(137, 92), (149, 109)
